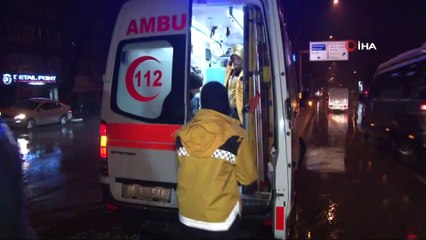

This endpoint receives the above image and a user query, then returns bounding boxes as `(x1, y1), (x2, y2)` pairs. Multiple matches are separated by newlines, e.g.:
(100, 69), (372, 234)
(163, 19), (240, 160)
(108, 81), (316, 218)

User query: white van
(100, 0), (309, 238)
(362, 43), (426, 158)
(328, 87), (349, 111)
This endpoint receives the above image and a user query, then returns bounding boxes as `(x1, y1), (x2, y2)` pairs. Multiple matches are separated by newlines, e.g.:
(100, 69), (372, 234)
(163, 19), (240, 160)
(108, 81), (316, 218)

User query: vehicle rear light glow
(407, 234), (418, 240)
(100, 147), (107, 158)
(105, 202), (118, 211)
(262, 219), (273, 226)
(100, 135), (107, 148)
(100, 121), (108, 176)
(100, 123), (107, 158)
(421, 103), (426, 111)
(100, 122), (107, 137)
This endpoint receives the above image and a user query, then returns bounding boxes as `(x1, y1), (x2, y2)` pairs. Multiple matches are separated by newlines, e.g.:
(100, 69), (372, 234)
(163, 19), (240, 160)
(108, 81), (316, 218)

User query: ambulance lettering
(126, 14), (187, 35)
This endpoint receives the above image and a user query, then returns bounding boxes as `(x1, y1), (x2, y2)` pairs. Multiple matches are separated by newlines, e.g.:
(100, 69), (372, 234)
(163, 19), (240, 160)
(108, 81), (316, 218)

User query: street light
(333, 0), (339, 5)
(329, 35), (333, 39)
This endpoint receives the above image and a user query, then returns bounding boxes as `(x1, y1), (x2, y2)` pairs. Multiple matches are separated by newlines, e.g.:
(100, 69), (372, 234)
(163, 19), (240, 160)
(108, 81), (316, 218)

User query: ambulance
(99, 0), (308, 238)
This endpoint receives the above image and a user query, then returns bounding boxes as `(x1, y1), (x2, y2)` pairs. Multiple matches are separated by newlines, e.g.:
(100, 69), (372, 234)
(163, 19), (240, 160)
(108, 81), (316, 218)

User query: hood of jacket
(175, 109), (244, 158)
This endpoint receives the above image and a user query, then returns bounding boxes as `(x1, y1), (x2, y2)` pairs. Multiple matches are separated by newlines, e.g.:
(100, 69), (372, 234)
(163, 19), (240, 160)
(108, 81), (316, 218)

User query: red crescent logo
(126, 56), (160, 102)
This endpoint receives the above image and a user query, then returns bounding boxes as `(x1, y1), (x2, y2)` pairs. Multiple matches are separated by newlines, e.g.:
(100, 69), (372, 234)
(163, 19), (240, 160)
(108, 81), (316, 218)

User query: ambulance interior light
(191, 26), (213, 44)
(226, 6), (243, 36)
(191, 18), (212, 41)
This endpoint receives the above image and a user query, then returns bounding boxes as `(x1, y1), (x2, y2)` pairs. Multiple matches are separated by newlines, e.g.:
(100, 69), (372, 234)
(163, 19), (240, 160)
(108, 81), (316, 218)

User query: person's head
(189, 69), (203, 97)
(230, 44), (243, 68)
(200, 81), (230, 115)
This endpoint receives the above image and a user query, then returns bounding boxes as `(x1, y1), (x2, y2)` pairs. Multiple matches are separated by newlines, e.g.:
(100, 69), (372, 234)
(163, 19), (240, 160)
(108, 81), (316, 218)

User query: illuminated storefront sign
(2, 74), (12, 85)
(2, 73), (57, 85)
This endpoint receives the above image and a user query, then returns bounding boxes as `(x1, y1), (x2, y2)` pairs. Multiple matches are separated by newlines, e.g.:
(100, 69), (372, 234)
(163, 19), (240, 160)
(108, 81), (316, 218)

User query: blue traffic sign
(311, 44), (326, 51)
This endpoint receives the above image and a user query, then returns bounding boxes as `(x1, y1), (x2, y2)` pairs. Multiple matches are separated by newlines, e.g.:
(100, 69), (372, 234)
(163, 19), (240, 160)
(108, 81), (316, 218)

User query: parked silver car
(0, 98), (72, 129)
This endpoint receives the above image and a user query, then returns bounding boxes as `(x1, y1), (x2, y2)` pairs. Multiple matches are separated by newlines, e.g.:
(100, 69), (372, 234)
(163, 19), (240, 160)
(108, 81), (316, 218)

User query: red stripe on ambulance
(126, 14), (187, 35)
(108, 123), (180, 150)
(109, 140), (175, 151)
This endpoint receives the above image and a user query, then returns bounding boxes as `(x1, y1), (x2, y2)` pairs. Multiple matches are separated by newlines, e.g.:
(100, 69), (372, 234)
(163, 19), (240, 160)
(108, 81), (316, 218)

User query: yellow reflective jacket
(175, 109), (258, 230)
(224, 65), (244, 124)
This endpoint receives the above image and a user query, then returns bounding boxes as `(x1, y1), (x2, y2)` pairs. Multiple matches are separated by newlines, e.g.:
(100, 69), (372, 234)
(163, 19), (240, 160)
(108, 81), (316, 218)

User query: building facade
(0, 0), (108, 110)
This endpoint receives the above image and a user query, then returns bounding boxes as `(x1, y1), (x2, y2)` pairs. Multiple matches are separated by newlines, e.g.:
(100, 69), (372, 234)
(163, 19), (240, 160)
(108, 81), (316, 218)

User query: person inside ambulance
(189, 66), (204, 117)
(224, 44), (244, 124)
(175, 81), (258, 239)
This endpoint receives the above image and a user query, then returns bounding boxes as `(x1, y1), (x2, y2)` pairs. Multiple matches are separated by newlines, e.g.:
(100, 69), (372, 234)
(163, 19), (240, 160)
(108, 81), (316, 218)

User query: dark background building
(4, 0), (424, 109)
(0, 0), (62, 107)
(0, 0), (124, 110)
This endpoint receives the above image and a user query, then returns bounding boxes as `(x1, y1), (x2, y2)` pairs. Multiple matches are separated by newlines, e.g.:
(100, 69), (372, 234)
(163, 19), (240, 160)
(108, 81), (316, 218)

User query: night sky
(284, 0), (426, 90)
(2, 0), (425, 92)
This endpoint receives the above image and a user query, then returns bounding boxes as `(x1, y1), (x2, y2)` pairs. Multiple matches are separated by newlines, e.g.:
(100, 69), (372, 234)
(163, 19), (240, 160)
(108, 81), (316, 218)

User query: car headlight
(14, 114), (26, 120)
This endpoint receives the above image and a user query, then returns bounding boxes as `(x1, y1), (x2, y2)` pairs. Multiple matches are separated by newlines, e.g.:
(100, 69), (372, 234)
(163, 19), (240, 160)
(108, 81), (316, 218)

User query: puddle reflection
(329, 112), (348, 125)
(15, 126), (74, 174)
(305, 110), (348, 173)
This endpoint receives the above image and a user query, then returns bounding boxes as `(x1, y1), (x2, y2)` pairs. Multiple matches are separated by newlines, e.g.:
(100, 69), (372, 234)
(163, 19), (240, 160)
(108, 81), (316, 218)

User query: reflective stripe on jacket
(175, 109), (258, 231)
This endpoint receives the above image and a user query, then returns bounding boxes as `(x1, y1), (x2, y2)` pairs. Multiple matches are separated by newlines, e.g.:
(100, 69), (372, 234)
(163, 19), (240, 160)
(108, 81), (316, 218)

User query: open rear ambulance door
(110, 0), (193, 123)
(244, 3), (294, 240)
(258, 0), (295, 239)
(243, 1), (276, 206)
(100, 0), (192, 210)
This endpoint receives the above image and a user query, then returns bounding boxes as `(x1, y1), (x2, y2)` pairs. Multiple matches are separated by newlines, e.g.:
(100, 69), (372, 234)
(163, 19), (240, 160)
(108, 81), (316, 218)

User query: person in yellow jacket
(175, 81), (258, 239)
(224, 44), (244, 124)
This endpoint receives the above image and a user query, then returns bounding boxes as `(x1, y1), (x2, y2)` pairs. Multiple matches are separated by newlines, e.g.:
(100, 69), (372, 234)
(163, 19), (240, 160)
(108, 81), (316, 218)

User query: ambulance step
(241, 193), (270, 216)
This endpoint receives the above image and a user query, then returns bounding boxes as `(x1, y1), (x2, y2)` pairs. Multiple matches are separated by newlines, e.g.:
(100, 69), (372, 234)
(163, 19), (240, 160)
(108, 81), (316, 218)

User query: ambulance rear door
(262, 0), (295, 239)
(100, 0), (192, 209)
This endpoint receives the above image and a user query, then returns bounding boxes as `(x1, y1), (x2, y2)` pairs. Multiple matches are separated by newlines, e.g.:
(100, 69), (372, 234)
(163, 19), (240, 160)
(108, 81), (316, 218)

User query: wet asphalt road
(293, 100), (426, 239)
(17, 112), (273, 239)
(13, 101), (426, 239)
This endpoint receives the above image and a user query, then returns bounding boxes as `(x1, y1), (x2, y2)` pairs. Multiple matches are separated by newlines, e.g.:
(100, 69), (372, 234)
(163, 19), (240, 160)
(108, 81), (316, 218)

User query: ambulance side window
(111, 35), (186, 124)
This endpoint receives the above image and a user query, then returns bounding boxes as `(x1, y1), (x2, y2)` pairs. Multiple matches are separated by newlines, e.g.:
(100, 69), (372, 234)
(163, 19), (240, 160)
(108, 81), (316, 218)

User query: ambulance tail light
(100, 120), (109, 176)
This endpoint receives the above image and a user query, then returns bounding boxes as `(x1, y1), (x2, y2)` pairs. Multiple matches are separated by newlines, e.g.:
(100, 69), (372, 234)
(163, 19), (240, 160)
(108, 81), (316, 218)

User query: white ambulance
(100, 0), (308, 238)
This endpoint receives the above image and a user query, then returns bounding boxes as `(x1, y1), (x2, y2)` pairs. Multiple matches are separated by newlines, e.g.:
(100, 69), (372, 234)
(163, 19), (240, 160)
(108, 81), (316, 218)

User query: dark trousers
(230, 107), (239, 120)
(179, 217), (241, 240)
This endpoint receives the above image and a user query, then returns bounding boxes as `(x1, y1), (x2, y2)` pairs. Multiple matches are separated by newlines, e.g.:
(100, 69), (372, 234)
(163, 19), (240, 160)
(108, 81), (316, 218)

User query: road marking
(415, 175), (426, 186)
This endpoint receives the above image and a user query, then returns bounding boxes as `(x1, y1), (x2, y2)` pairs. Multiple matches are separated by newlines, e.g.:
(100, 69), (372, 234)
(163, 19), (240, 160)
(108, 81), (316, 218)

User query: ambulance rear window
(111, 35), (186, 124)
